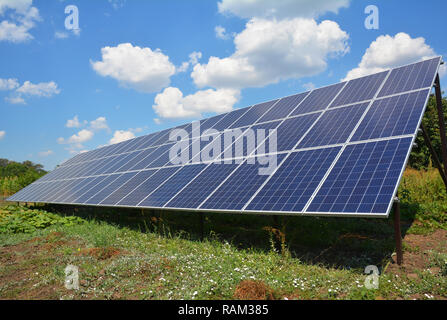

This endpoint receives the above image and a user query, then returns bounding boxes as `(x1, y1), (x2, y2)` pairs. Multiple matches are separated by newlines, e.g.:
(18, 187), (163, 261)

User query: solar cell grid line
(44, 179), (81, 202)
(50, 162), (82, 181)
(240, 79), (350, 210)
(88, 154), (123, 176)
(301, 69), (393, 213)
(199, 154), (287, 211)
(165, 162), (240, 209)
(58, 176), (99, 203)
(53, 178), (90, 203)
(77, 174), (122, 204)
(102, 151), (140, 174)
(258, 91), (311, 123)
(297, 102), (370, 149)
(220, 120), (282, 161)
(114, 135), (150, 154)
(331, 71), (388, 108)
(9, 182), (39, 201)
(146, 143), (178, 169)
(100, 170), (157, 205)
(24, 180), (60, 201)
(245, 147), (341, 212)
(194, 113), (227, 134)
(97, 140), (129, 159)
(32, 180), (67, 202)
(130, 130), (165, 151)
(229, 99), (280, 129)
(149, 123), (192, 148)
(21, 182), (54, 202)
(105, 149), (145, 174)
(116, 147), (158, 172)
(138, 164), (207, 208)
(116, 167), (181, 206)
(307, 138), (412, 215)
(212, 107), (252, 132)
(378, 57), (441, 97)
(291, 82), (346, 116)
(84, 172), (138, 205)
(274, 113), (322, 152)
(129, 143), (174, 171)
(75, 158), (108, 178)
(351, 89), (431, 142)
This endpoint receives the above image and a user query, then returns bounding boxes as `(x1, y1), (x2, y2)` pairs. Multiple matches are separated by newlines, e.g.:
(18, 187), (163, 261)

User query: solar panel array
(8, 57), (442, 217)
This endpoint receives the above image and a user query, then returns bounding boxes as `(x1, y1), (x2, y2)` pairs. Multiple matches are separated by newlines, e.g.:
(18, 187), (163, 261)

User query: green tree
(409, 93), (447, 169)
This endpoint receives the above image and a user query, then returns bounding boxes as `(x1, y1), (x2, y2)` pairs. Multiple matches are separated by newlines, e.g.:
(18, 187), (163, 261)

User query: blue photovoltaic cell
(230, 100), (278, 129)
(297, 102), (369, 149)
(129, 144), (173, 171)
(275, 113), (321, 151)
(331, 71), (388, 107)
(139, 165), (206, 207)
(59, 176), (102, 203)
(74, 175), (119, 204)
(100, 170), (157, 205)
(116, 168), (177, 206)
(221, 121), (281, 160)
(292, 82), (345, 115)
(53, 178), (90, 203)
(379, 57), (440, 97)
(201, 154), (286, 211)
(246, 148), (341, 212)
(84, 172), (137, 205)
(118, 147), (157, 172)
(307, 138), (412, 214)
(212, 108), (249, 132)
(259, 92), (309, 123)
(45, 179), (80, 202)
(166, 163), (240, 209)
(352, 90), (430, 142)
(196, 113), (227, 133)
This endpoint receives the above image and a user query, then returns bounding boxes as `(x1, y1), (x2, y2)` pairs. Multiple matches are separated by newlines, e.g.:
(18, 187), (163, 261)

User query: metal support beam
(434, 74), (447, 177)
(198, 212), (204, 241)
(393, 197), (403, 266)
(421, 124), (447, 189)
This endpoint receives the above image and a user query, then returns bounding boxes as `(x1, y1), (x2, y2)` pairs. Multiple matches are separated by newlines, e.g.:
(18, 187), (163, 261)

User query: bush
(0, 206), (86, 234)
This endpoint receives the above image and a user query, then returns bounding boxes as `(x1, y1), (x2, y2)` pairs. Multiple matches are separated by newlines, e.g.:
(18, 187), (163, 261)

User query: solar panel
(8, 57), (442, 218)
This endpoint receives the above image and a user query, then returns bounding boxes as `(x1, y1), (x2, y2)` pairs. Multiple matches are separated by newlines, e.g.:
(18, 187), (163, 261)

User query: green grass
(0, 168), (446, 300)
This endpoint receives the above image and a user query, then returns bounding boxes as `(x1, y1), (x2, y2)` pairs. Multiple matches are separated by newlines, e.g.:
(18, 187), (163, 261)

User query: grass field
(0, 168), (446, 300)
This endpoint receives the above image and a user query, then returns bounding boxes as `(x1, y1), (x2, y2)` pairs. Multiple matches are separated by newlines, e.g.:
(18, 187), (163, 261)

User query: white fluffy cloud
(177, 51), (203, 73)
(65, 115), (86, 128)
(0, 130), (5, 140)
(90, 117), (109, 131)
(0, 0), (41, 43)
(0, 78), (19, 90)
(192, 18), (349, 89)
(2, 79), (60, 104)
(109, 130), (135, 145)
(218, 0), (350, 19)
(91, 43), (176, 93)
(153, 87), (240, 119)
(58, 129), (94, 145)
(345, 33), (441, 80)
(215, 25), (230, 40)
(16, 81), (60, 97)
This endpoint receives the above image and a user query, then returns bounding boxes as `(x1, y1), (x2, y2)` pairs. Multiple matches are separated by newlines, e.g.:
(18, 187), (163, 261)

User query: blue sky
(0, 0), (446, 170)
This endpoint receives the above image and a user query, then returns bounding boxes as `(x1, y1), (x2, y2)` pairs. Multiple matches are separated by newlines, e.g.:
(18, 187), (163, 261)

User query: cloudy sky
(0, 0), (446, 170)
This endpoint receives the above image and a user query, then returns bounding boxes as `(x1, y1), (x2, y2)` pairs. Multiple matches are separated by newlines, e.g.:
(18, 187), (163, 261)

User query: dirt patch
(233, 280), (276, 300)
(387, 228), (447, 276)
(78, 247), (122, 260)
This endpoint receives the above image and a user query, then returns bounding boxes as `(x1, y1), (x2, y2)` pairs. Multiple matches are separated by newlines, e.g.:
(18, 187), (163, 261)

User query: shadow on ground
(36, 202), (417, 270)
